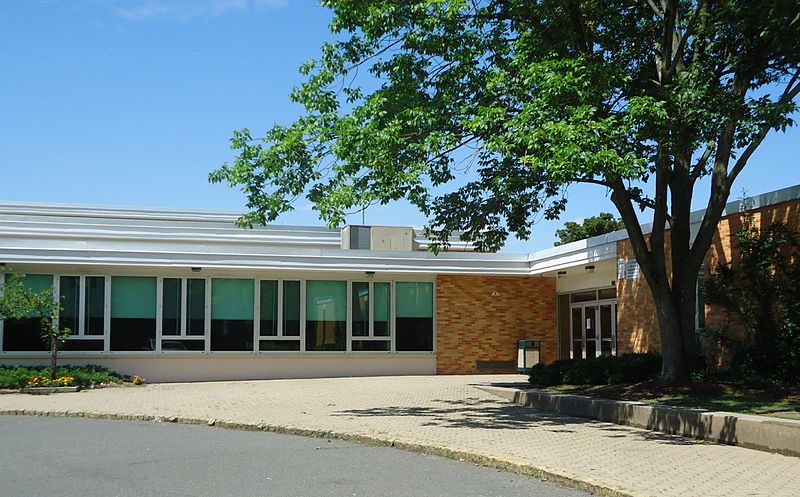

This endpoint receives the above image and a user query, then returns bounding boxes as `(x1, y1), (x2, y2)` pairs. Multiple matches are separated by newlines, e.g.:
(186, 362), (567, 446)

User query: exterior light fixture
(585, 265), (595, 274)
(490, 290), (500, 297)
(365, 271), (375, 279)
(191, 267), (202, 273)
(557, 271), (567, 278)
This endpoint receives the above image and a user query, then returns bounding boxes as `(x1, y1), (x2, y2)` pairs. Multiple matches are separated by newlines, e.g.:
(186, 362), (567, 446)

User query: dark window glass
(187, 278), (205, 336)
(111, 276), (156, 351)
(162, 278), (181, 336)
(2, 274), (53, 351)
(352, 340), (390, 352)
(305, 280), (346, 351)
(374, 282), (390, 337)
(59, 276), (80, 335)
(352, 282), (369, 337)
(62, 339), (104, 351)
(211, 279), (253, 351)
(161, 339), (205, 351)
(259, 340), (301, 351)
(260, 280), (278, 337)
(84, 277), (105, 336)
(598, 287), (617, 300)
(283, 280), (300, 337)
(570, 290), (596, 303)
(395, 282), (433, 352)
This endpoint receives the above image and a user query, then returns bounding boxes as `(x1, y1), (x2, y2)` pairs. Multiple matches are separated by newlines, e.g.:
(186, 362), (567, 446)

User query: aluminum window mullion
(155, 277), (163, 353)
(346, 281), (352, 353)
(78, 276), (86, 336)
(277, 279), (284, 337)
(103, 276), (111, 353)
(390, 281), (396, 353)
(180, 278), (187, 337)
(204, 278), (211, 353)
(300, 280), (306, 352)
(253, 279), (260, 352)
(368, 281), (374, 338)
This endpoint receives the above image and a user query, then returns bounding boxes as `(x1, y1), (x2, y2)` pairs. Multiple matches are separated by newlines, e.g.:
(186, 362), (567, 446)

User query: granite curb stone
(479, 386), (800, 457)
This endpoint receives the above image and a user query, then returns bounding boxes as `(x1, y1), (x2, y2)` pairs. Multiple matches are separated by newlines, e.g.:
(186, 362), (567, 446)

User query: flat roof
(1, 184), (798, 275)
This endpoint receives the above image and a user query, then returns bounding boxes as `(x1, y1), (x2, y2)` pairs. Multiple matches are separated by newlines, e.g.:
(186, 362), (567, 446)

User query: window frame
(157, 276), (208, 353)
(348, 280), (393, 353)
(55, 274), (110, 343)
(256, 279), (303, 352)
(1, 273), (436, 356)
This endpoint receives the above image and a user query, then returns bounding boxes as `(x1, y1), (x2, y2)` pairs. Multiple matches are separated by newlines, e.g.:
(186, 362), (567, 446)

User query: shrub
(0, 364), (126, 389)
(703, 221), (800, 386)
(528, 353), (662, 386)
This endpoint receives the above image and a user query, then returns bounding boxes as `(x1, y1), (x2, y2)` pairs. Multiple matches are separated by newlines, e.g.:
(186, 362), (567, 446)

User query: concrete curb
(0, 408), (638, 497)
(478, 386), (800, 457)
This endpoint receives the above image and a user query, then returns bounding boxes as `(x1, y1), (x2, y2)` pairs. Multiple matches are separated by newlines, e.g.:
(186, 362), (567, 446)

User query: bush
(528, 353), (662, 386)
(703, 221), (800, 386)
(0, 364), (127, 389)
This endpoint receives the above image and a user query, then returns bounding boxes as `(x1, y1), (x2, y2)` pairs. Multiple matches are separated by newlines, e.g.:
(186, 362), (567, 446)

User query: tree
(554, 213), (624, 246)
(0, 273), (71, 381)
(210, 1), (800, 382)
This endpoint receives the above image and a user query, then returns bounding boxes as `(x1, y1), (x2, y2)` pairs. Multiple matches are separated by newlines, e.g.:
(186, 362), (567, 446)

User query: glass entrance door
(570, 302), (617, 359)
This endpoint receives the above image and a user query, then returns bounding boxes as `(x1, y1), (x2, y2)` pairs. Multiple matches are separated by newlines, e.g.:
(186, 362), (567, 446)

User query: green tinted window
(396, 282), (433, 318)
(211, 279), (254, 319)
(111, 277), (156, 319)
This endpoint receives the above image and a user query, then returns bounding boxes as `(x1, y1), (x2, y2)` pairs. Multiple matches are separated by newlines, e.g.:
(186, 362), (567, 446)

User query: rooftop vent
(341, 225), (417, 251)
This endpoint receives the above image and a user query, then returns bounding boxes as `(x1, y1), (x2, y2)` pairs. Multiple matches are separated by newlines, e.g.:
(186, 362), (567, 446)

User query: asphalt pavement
(0, 416), (589, 497)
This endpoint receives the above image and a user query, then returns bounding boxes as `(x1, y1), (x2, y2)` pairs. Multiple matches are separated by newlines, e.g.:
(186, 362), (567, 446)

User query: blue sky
(2, 0), (798, 253)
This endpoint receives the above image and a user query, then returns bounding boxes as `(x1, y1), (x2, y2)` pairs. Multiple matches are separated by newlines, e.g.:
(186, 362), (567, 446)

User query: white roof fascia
(0, 246), (531, 275)
(527, 183), (800, 275)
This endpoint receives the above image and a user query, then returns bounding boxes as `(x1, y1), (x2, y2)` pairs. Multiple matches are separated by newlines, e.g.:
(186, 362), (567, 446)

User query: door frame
(566, 289), (617, 359)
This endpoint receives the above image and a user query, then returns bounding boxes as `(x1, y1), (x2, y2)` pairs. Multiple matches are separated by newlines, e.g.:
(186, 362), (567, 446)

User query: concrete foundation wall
(3, 354), (436, 383)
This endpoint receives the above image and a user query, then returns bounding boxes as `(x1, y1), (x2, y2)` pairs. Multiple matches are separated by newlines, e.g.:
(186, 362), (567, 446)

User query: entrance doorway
(560, 288), (617, 359)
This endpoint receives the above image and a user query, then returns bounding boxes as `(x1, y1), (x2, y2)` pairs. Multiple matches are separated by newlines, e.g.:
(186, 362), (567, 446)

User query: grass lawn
(542, 381), (800, 420)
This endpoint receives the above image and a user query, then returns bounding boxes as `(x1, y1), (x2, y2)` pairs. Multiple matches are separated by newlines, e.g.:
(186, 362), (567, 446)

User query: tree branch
(725, 73), (800, 189)
(690, 142), (715, 181)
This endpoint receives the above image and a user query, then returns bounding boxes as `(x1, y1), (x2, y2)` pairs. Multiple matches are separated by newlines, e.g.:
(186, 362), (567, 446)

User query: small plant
(131, 375), (145, 385)
(26, 375), (76, 388)
(1, 365), (125, 389)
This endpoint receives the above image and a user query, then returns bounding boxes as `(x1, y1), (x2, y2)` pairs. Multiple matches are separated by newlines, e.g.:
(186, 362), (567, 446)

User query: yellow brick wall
(436, 275), (557, 374)
(616, 198), (800, 355)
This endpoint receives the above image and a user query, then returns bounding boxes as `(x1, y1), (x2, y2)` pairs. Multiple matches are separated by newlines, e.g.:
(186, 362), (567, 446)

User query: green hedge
(528, 353), (662, 386)
(0, 365), (126, 389)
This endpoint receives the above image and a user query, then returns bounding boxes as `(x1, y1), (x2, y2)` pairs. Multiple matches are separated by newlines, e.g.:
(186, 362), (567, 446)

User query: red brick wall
(616, 198), (800, 355)
(436, 275), (556, 374)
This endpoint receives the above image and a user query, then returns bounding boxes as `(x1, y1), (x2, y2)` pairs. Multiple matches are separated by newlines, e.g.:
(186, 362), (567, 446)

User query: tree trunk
(651, 285), (691, 383)
(50, 335), (58, 381)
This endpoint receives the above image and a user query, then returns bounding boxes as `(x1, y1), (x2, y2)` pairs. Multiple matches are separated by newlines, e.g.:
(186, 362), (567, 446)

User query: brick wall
(436, 275), (556, 374)
(616, 198), (800, 355)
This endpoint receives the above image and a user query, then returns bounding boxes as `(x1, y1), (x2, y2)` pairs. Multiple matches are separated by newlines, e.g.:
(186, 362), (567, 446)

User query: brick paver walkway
(1, 375), (798, 497)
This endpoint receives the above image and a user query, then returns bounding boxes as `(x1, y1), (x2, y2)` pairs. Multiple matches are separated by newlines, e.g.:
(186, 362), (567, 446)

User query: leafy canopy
(210, 0), (800, 252)
(554, 212), (624, 246)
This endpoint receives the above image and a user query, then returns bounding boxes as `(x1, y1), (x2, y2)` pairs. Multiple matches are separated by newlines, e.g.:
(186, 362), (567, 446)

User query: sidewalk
(1, 375), (798, 497)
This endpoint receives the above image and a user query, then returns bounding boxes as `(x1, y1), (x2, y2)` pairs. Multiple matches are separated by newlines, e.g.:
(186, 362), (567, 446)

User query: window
(306, 280), (346, 351)
(351, 281), (391, 352)
(395, 282), (433, 352)
(59, 275), (106, 351)
(160, 278), (206, 351)
(211, 278), (254, 351)
(111, 276), (156, 351)
(2, 274), (53, 351)
(258, 280), (301, 351)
